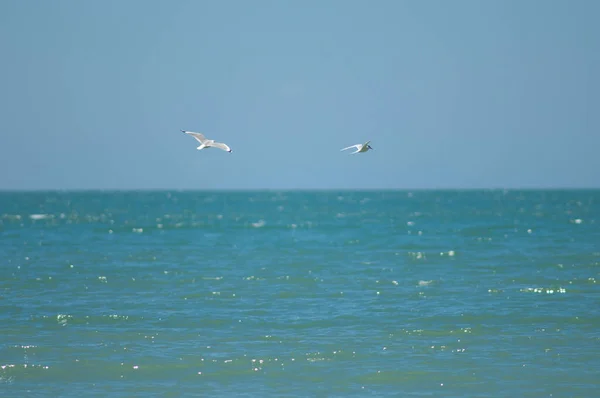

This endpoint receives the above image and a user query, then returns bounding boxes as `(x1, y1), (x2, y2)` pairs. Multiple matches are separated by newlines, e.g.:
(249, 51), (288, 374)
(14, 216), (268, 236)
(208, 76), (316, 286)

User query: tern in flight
(340, 141), (373, 154)
(181, 130), (232, 153)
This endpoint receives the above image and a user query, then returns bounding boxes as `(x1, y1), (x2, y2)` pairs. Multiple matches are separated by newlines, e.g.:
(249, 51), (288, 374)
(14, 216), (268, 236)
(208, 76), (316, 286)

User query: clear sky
(1, 0), (598, 190)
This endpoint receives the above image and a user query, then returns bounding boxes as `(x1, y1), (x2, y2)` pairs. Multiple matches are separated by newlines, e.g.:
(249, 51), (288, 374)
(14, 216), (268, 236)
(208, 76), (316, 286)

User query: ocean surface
(1, 190), (599, 397)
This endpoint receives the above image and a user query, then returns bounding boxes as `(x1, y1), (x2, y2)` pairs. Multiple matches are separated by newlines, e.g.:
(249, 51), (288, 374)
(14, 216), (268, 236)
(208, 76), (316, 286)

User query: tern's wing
(340, 144), (360, 151)
(182, 130), (207, 144)
(207, 141), (232, 152)
(363, 141), (371, 147)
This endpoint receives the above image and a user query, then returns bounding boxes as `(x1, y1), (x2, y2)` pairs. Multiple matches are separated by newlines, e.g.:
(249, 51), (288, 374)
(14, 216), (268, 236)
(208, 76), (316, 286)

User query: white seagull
(340, 141), (373, 154)
(181, 130), (232, 153)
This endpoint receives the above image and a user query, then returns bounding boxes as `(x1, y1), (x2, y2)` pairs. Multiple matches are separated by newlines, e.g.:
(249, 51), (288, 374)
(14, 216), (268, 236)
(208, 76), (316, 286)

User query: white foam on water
(29, 214), (52, 220)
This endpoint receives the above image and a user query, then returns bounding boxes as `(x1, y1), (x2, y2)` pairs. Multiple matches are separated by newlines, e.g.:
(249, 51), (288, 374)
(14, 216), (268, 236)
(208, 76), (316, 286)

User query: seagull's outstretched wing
(208, 142), (232, 152)
(182, 130), (207, 144)
(341, 144), (360, 152)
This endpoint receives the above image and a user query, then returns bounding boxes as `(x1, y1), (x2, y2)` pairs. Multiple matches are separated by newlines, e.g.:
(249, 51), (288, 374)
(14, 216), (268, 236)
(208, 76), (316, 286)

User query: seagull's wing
(182, 130), (207, 144)
(340, 144), (360, 151)
(207, 141), (232, 152)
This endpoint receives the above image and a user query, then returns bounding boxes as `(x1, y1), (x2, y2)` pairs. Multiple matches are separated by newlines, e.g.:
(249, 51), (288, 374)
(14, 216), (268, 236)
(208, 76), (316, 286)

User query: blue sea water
(0, 190), (599, 397)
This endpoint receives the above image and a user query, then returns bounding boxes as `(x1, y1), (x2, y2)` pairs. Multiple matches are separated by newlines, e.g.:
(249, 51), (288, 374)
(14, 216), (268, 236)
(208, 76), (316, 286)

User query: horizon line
(1, 187), (600, 193)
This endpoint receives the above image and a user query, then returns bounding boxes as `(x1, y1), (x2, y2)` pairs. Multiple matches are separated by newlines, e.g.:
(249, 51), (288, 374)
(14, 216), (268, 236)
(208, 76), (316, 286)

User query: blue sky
(1, 0), (598, 190)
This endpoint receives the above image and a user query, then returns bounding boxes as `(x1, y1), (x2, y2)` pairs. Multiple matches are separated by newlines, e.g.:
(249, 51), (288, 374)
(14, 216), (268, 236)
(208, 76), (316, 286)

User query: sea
(0, 190), (598, 397)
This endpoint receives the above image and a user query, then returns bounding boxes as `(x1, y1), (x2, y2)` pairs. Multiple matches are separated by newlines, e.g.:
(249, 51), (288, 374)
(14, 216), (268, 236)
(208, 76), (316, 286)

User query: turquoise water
(1, 190), (599, 397)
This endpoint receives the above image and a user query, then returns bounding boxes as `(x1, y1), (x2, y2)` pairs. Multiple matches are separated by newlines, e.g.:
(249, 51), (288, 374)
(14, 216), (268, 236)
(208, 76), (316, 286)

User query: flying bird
(181, 130), (232, 153)
(340, 141), (373, 154)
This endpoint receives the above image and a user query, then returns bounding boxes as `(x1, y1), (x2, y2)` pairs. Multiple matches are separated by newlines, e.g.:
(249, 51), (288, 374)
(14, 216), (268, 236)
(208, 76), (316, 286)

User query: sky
(0, 0), (598, 190)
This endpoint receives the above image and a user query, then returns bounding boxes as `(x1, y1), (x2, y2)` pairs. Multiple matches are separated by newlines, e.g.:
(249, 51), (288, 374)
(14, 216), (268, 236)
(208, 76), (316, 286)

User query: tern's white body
(340, 141), (373, 154)
(181, 130), (232, 153)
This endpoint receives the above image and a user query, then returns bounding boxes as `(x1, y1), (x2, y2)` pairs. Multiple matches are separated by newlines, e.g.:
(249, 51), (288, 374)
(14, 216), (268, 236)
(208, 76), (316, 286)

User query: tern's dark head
(367, 145), (373, 150)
